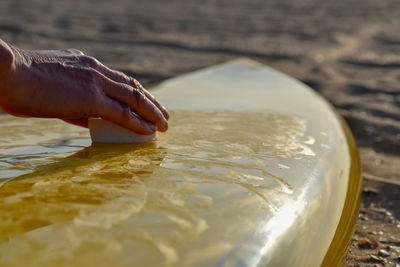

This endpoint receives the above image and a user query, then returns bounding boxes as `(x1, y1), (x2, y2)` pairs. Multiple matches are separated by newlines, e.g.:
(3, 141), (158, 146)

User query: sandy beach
(0, 0), (399, 265)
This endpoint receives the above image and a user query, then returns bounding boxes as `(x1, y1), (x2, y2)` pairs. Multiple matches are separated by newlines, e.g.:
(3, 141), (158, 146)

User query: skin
(0, 39), (169, 135)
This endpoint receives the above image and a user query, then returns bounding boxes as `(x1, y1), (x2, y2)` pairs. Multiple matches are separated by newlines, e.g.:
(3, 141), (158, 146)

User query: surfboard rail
(321, 116), (362, 266)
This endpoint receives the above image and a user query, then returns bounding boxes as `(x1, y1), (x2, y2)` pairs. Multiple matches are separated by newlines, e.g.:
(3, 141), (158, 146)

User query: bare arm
(0, 39), (169, 134)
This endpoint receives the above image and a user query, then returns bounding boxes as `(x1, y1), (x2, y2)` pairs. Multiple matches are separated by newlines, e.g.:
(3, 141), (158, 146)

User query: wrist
(0, 39), (14, 79)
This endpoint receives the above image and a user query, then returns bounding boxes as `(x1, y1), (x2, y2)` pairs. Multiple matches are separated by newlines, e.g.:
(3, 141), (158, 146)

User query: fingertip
(159, 122), (168, 132)
(156, 118), (168, 132)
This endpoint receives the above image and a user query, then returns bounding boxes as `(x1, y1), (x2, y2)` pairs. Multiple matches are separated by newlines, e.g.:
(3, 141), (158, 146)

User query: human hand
(0, 40), (169, 135)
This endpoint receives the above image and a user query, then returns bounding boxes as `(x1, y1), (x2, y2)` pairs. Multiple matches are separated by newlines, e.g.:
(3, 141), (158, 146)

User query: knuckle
(131, 78), (145, 91)
(115, 70), (129, 80)
(132, 78), (141, 89)
(80, 55), (99, 67)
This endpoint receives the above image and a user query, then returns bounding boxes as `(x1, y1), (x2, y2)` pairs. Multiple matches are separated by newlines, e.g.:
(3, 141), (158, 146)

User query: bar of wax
(88, 118), (156, 143)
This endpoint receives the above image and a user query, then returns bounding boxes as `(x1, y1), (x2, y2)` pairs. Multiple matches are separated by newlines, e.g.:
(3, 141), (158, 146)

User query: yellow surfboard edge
(321, 114), (362, 266)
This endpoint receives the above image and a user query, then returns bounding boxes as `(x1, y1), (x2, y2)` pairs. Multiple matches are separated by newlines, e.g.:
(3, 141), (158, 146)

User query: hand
(0, 40), (169, 135)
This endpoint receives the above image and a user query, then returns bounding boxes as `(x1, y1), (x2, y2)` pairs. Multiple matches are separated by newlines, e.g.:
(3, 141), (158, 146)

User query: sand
(0, 0), (399, 265)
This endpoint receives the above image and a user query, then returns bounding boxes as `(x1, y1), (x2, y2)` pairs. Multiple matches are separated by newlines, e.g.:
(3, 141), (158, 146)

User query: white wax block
(88, 118), (156, 143)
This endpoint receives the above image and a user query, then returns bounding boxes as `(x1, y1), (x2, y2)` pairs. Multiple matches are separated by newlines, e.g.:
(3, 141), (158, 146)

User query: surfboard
(0, 58), (361, 266)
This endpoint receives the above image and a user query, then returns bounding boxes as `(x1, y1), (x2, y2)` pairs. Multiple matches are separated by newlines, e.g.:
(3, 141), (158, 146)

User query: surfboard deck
(0, 58), (361, 266)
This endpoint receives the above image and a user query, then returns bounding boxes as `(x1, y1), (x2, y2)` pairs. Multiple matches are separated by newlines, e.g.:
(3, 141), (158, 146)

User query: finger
(98, 74), (168, 132)
(98, 96), (157, 135)
(61, 118), (88, 128)
(94, 64), (169, 120)
(133, 79), (170, 120)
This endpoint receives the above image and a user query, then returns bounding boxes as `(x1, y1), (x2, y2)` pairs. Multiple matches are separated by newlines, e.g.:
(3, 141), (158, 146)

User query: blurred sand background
(0, 0), (399, 265)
